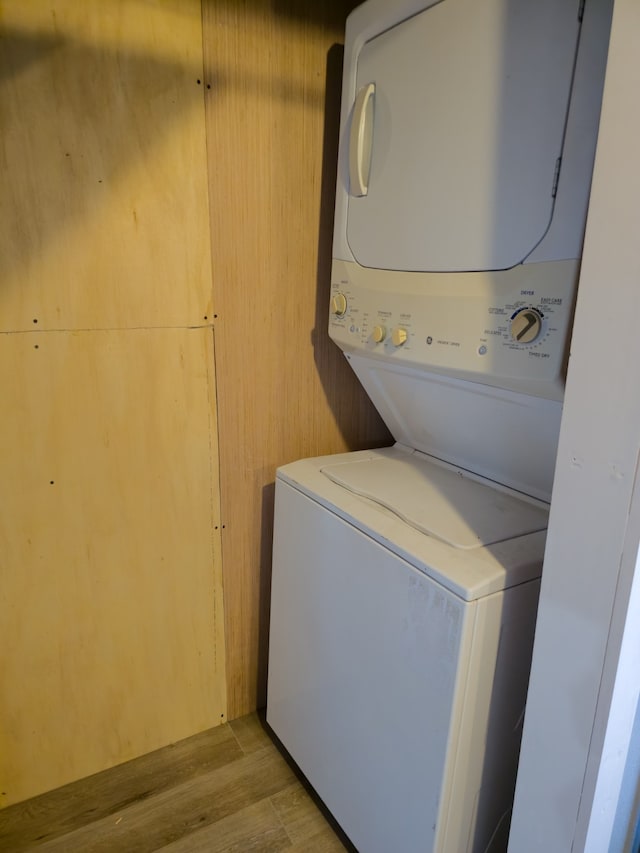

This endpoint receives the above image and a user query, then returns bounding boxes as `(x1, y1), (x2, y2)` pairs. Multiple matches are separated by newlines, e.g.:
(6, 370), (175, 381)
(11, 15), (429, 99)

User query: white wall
(509, 0), (640, 849)
(582, 553), (640, 852)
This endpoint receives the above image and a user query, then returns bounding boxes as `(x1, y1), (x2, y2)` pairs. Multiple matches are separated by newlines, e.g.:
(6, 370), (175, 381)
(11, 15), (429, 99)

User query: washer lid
(321, 453), (548, 549)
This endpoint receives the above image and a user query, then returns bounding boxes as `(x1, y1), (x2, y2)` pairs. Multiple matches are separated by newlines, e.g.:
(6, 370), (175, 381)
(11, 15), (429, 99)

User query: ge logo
(426, 336), (433, 345)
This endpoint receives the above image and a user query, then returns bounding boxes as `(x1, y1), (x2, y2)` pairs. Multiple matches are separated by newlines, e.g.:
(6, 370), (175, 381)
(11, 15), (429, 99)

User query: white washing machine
(268, 446), (546, 852)
(267, 0), (612, 851)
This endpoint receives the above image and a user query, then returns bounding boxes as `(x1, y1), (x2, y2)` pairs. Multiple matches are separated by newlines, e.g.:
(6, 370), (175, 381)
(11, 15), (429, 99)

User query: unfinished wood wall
(202, 0), (391, 719)
(0, 1), (226, 806)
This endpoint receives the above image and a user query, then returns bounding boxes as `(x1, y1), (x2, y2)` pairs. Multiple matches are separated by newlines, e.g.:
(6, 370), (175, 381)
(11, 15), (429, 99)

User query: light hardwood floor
(0, 713), (355, 852)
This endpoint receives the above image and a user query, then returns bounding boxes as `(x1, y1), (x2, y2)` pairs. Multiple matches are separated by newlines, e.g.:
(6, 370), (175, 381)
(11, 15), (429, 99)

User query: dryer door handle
(349, 82), (375, 197)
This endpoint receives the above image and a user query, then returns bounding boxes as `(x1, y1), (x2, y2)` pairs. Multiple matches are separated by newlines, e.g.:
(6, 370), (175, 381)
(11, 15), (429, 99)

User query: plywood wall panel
(0, 0), (225, 807)
(0, 1), (211, 331)
(202, 0), (391, 718)
(0, 328), (225, 807)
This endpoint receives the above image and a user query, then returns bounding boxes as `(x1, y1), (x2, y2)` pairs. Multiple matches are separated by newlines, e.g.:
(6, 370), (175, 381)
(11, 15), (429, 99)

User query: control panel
(329, 258), (579, 401)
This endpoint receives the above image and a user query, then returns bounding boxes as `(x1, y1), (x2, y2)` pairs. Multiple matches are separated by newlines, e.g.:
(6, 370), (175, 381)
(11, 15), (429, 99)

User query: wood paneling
(0, 0), (211, 330)
(0, 328), (226, 806)
(202, 0), (391, 717)
(0, 0), (225, 807)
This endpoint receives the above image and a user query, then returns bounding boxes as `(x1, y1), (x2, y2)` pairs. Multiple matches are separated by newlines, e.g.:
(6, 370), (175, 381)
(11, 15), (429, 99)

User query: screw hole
(214, 314), (218, 319)
(34, 345), (39, 349)
(33, 318), (38, 324)
(203, 315), (208, 320)
(49, 480), (54, 485)
(196, 79), (201, 85)
(207, 84), (211, 90)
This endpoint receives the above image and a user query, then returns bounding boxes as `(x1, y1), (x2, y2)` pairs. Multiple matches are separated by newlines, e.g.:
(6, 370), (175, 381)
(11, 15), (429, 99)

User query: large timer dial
(510, 308), (543, 344)
(331, 292), (347, 317)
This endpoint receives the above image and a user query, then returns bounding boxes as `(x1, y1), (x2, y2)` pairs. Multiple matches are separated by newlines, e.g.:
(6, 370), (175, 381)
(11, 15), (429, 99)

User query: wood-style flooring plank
(0, 714), (353, 852)
(0, 725), (240, 851)
(287, 827), (353, 853)
(156, 799), (291, 852)
(33, 746), (298, 852)
(229, 712), (274, 755)
(270, 782), (336, 846)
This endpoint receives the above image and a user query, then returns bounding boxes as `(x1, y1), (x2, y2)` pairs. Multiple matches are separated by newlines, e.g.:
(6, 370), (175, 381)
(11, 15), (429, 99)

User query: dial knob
(331, 292), (347, 317)
(510, 309), (543, 344)
(372, 325), (386, 343)
(391, 327), (408, 347)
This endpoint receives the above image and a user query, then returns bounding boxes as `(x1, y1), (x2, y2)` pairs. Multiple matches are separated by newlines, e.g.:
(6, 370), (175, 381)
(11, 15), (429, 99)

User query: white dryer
(267, 0), (612, 851)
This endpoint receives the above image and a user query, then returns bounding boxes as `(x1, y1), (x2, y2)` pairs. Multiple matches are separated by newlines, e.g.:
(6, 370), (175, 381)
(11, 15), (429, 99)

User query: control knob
(331, 292), (347, 317)
(372, 325), (386, 343)
(391, 327), (408, 347)
(510, 308), (543, 344)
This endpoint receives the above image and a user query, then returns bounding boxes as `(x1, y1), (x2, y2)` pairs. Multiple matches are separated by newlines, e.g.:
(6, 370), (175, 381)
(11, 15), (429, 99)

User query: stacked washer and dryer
(267, 1), (612, 851)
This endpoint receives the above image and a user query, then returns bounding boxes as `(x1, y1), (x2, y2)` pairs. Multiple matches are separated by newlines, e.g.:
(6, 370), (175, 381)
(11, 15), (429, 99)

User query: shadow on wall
(0, 24), (201, 297)
(256, 44), (393, 708)
(133, 0), (362, 29)
(312, 44), (393, 450)
(0, 28), (62, 82)
(272, 0), (361, 27)
(255, 45), (392, 708)
(257, 482), (276, 709)
(0, 18), (357, 314)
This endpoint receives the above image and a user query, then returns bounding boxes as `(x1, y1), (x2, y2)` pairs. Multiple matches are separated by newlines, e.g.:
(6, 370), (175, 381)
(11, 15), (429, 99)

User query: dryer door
(345, 0), (581, 272)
